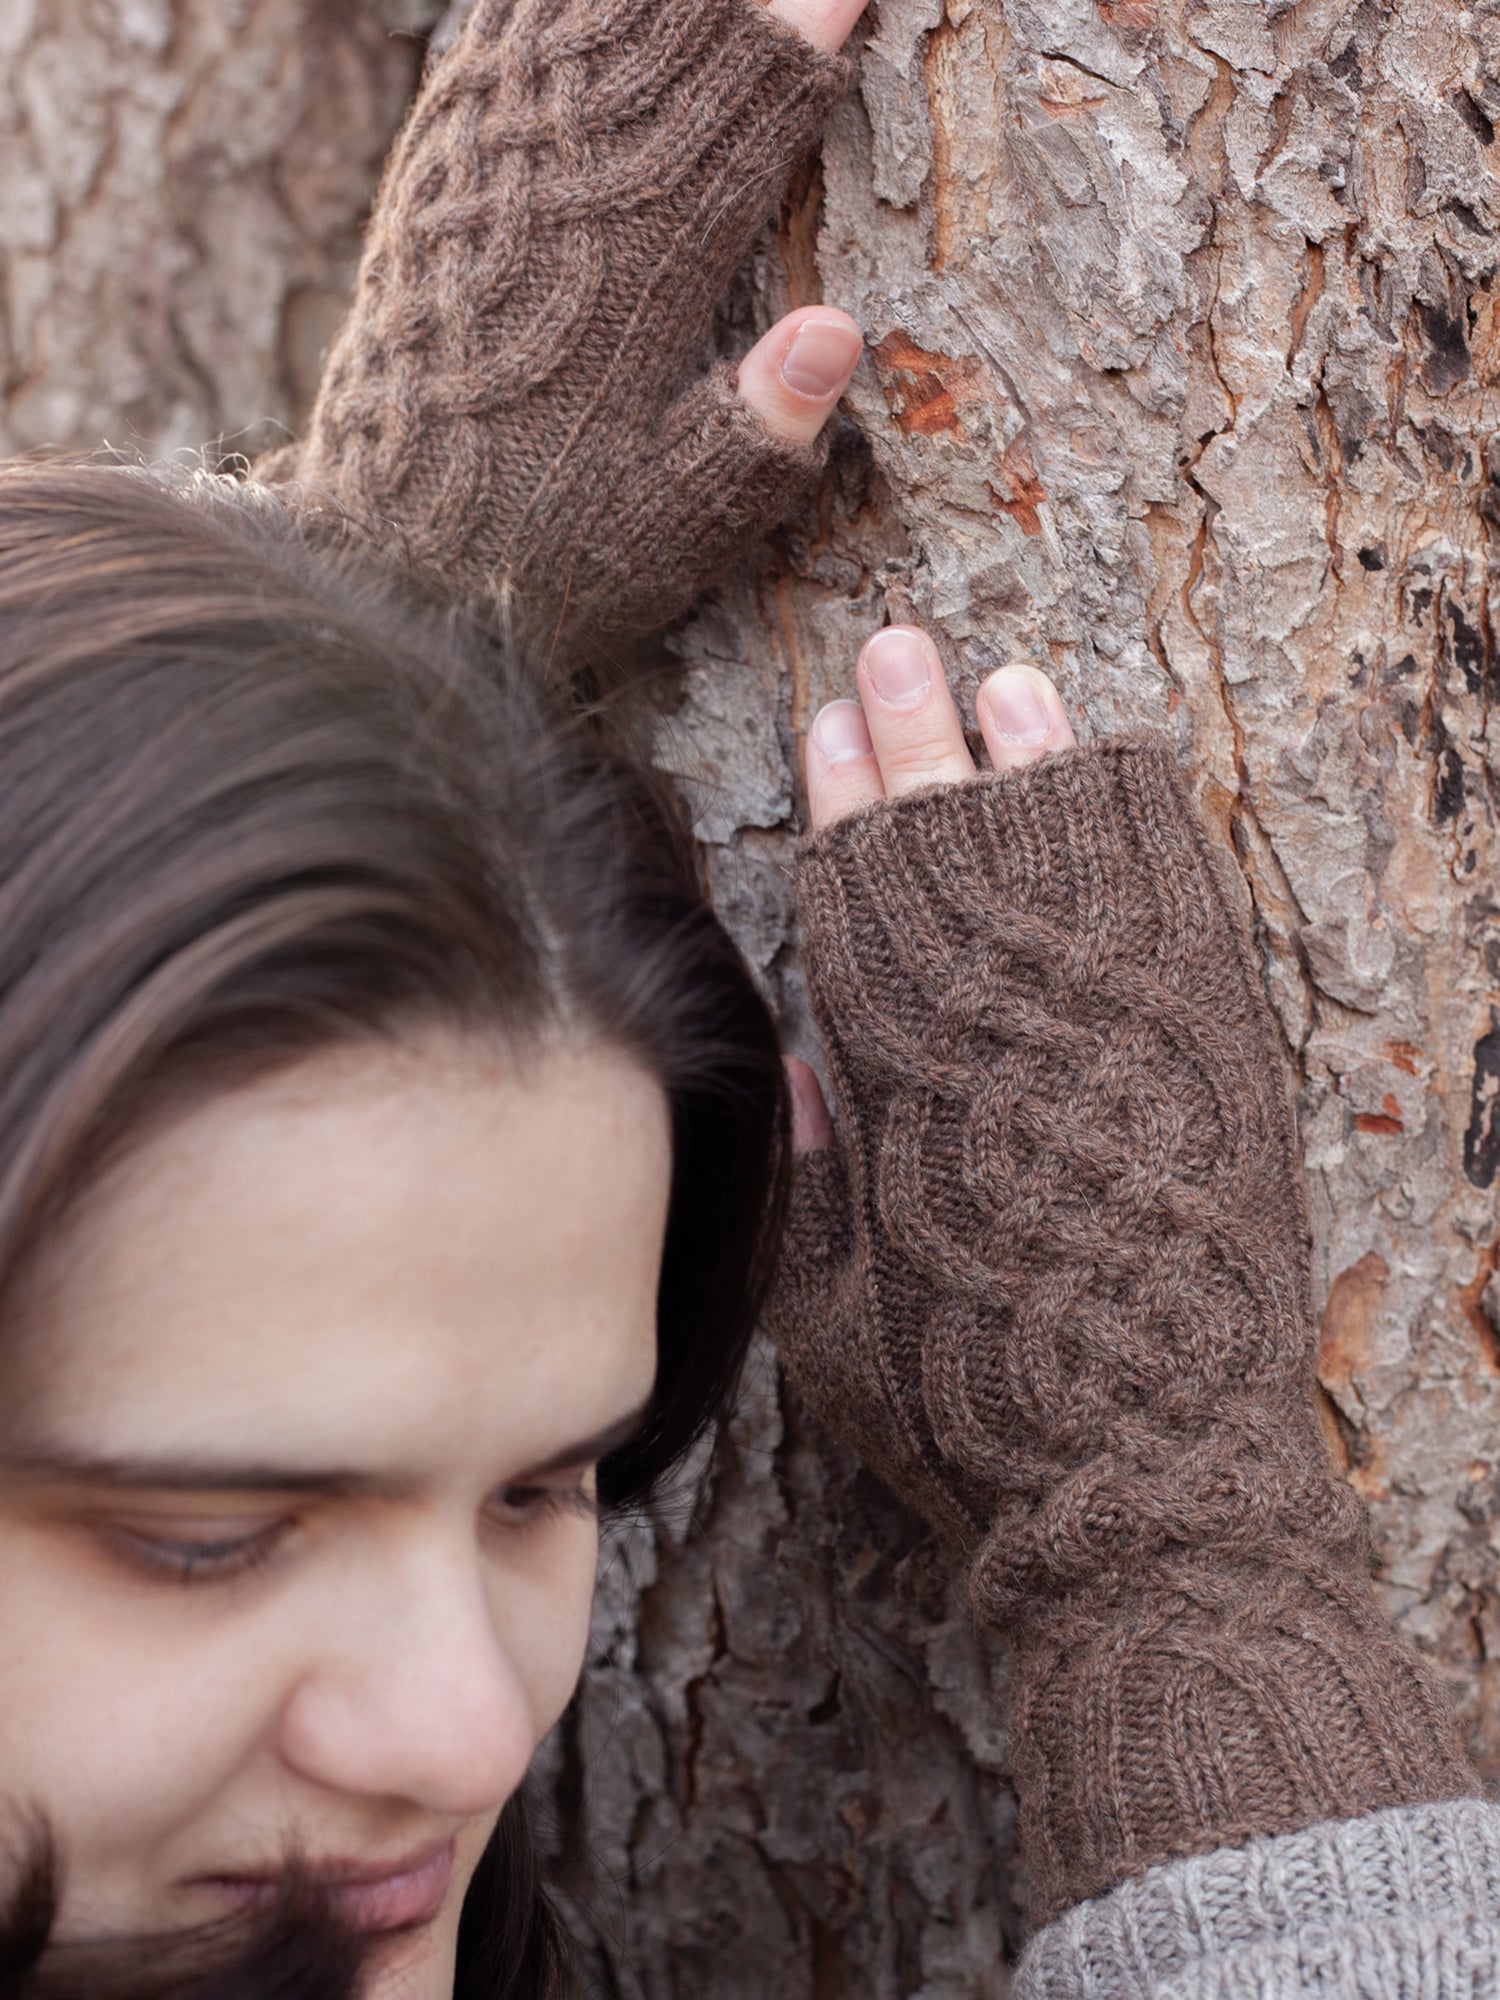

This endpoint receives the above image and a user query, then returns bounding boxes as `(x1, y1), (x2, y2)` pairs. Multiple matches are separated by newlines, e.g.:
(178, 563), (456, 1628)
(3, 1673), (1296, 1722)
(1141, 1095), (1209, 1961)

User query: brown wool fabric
(258, 0), (850, 659)
(770, 735), (1480, 1927)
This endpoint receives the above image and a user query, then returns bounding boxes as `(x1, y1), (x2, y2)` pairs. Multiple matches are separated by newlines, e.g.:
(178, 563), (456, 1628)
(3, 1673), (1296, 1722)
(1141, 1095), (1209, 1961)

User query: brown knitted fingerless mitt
(770, 737), (1479, 1926)
(260, 0), (849, 656)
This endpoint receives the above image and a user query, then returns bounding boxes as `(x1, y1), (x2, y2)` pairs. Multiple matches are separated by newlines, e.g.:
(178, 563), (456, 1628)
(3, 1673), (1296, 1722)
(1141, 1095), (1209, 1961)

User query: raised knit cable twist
(264, 0), (851, 656)
(770, 735), (1479, 1926)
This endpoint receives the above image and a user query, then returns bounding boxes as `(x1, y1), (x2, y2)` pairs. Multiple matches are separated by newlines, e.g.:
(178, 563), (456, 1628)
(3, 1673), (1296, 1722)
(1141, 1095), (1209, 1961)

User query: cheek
(492, 1518), (601, 1745)
(0, 1526), (265, 1924)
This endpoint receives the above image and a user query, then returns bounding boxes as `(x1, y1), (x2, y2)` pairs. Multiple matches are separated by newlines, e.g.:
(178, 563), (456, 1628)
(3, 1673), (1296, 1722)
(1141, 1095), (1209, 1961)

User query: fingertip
(975, 665), (1077, 774)
(805, 698), (883, 831)
(738, 309), (864, 447)
(764, 0), (870, 54)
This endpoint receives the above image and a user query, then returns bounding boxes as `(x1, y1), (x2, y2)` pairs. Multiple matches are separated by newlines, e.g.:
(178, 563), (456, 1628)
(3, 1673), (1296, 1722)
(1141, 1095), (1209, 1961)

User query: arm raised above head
(259, 0), (864, 663)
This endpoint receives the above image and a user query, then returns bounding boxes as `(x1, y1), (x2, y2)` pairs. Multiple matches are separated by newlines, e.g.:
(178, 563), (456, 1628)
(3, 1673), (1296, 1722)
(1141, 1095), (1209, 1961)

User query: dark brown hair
(0, 458), (790, 1995)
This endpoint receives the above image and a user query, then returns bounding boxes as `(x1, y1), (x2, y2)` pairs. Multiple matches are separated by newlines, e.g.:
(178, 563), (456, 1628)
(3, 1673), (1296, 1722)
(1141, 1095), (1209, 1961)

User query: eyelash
(109, 1521), (289, 1587)
(108, 1483), (598, 1587)
(490, 1483), (599, 1529)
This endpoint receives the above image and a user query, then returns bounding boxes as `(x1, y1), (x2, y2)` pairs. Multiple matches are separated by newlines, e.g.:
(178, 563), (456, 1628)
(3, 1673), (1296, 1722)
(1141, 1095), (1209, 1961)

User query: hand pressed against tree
(773, 631), (1477, 1933)
(269, 0), (871, 662)
(787, 630), (1077, 1150)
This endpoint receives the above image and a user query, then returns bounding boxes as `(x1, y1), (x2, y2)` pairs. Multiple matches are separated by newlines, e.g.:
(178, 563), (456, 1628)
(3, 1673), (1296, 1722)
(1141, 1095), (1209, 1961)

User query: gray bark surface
(4, 2), (1499, 1995)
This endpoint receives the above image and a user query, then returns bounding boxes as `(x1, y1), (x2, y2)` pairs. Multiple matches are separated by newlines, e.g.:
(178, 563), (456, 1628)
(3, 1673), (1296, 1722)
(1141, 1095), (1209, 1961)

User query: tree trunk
(0, 0), (425, 460)
(6, 3), (1500, 1995)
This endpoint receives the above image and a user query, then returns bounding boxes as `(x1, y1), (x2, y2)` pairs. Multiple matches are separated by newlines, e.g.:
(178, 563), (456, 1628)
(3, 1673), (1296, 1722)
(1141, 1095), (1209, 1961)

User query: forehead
(0, 1035), (670, 1471)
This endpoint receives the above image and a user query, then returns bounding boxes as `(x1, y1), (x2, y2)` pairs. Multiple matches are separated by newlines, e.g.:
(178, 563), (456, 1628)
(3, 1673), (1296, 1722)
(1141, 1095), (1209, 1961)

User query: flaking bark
(4, 2), (1499, 1993)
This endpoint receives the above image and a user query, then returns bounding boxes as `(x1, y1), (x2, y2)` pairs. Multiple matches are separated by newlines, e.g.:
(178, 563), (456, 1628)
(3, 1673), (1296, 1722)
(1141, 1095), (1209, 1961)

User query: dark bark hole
(1445, 199), (1493, 239)
(1454, 89), (1496, 147)
(1445, 599), (1487, 694)
(1432, 738), (1467, 826)
(1420, 304), (1472, 394)
(1357, 542), (1387, 571)
(807, 1675), (842, 1726)
(1464, 1016), (1500, 1189)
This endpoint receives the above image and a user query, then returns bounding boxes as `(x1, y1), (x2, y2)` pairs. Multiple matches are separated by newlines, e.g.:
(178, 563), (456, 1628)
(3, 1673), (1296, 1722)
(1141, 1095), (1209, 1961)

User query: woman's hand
(734, 1), (869, 445)
(787, 625), (1078, 1151)
(274, 0), (872, 662)
(773, 621), (1476, 1933)
(806, 625), (1077, 830)
(735, 308), (865, 452)
(764, 0), (869, 53)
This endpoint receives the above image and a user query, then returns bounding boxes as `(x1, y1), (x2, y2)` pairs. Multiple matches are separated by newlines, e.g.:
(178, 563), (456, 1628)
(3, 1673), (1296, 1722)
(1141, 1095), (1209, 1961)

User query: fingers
(805, 629), (1079, 834)
(736, 309), (863, 447)
(763, 0), (870, 54)
(856, 627), (976, 799)
(806, 698), (884, 830)
(785, 1057), (835, 1154)
(976, 665), (1077, 773)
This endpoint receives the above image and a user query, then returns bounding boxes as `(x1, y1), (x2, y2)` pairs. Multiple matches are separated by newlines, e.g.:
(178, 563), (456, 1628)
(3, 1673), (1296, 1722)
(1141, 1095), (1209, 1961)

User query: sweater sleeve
(256, 0), (851, 657)
(1015, 1799), (1500, 1999)
(767, 736), (1481, 1936)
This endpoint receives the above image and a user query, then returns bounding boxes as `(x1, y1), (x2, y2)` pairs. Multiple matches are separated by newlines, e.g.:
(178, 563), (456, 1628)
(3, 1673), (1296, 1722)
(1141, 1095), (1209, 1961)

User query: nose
(277, 1541), (535, 1817)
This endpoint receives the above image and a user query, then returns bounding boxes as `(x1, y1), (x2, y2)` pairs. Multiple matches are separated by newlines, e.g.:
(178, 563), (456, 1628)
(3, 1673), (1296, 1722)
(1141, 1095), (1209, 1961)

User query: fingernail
(981, 667), (1052, 745)
(781, 319), (863, 399)
(863, 627), (932, 708)
(811, 700), (874, 764)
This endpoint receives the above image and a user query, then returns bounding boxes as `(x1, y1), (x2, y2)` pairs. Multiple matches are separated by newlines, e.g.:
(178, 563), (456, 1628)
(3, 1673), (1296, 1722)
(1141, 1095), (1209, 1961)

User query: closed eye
(487, 1481), (598, 1528)
(103, 1518), (291, 1586)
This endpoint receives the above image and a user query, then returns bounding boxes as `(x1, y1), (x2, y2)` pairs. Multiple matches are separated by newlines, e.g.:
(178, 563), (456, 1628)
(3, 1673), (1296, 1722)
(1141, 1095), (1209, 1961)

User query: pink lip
(202, 1838), (456, 1934)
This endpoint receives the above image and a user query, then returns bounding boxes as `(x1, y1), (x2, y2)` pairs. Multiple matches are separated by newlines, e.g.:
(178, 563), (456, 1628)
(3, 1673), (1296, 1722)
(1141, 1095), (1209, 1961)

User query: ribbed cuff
(796, 733), (1197, 882)
(1016, 1800), (1500, 2000)
(792, 736), (1260, 1047)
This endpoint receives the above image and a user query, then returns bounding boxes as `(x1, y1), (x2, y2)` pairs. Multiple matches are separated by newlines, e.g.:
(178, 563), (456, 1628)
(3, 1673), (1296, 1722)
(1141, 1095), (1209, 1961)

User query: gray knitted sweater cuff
(1015, 1799), (1500, 1999)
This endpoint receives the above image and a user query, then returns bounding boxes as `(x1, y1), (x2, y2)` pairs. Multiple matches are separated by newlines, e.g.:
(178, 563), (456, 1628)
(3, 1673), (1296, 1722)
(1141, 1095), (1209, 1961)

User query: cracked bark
(5, 1), (1500, 1993)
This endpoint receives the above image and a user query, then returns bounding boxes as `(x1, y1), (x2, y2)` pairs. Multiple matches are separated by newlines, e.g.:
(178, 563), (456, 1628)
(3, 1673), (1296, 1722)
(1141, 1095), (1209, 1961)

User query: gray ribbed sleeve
(1015, 1799), (1500, 1999)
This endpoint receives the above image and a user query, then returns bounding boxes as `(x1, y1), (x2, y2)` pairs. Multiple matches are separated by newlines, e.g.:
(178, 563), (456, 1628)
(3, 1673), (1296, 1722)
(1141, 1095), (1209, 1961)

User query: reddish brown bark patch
(989, 442), (1047, 536)
(1038, 89), (1108, 120)
(871, 332), (981, 437)
(1356, 1095), (1405, 1136)
(1319, 1252), (1390, 1397)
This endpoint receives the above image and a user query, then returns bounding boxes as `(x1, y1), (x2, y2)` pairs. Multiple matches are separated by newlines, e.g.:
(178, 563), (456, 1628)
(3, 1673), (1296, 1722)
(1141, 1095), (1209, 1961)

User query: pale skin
(0, 1036), (671, 2000)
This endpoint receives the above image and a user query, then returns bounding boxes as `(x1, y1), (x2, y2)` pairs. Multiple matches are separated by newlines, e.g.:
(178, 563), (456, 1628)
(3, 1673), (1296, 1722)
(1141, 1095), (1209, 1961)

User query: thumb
(737, 309), (863, 449)
(785, 1056), (835, 1153)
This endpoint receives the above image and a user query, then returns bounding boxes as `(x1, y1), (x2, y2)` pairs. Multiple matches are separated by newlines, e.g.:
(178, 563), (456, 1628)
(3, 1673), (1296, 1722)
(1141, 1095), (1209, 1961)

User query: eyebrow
(0, 1405), (653, 1498)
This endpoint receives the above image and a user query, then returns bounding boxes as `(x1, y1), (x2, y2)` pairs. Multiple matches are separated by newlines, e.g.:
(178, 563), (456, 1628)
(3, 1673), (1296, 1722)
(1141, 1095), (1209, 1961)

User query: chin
(364, 1911), (461, 2000)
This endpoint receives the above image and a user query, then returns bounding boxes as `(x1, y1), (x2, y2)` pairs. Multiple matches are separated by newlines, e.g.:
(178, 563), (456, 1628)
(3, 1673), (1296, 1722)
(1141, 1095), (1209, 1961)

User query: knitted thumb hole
(513, 362), (831, 642)
(769, 1147), (899, 1468)
(766, 1145), (853, 1400)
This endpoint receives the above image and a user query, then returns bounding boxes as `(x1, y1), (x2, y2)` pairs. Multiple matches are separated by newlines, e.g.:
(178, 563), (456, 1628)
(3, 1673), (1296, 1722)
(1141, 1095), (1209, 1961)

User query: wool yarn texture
(259, 0), (850, 661)
(770, 736), (1479, 1926)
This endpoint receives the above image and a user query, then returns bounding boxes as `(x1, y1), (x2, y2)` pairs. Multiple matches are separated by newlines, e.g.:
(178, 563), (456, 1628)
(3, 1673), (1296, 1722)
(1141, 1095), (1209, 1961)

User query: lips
(199, 1837), (456, 1934)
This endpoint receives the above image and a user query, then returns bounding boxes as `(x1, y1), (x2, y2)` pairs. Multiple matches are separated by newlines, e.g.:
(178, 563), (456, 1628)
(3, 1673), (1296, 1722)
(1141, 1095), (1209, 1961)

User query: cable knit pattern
(1016, 1800), (1500, 1999)
(260, 0), (850, 656)
(769, 737), (1479, 1927)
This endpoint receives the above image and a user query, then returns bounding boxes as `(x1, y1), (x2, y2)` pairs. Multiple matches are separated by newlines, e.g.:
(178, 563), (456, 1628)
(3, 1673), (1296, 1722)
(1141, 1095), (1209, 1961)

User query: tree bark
(5, 3), (1500, 1995)
(0, 0), (424, 460)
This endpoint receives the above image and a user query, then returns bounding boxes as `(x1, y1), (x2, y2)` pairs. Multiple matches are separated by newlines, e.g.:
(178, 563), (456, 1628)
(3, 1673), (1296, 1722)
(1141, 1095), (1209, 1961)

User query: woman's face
(0, 1033), (669, 1998)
